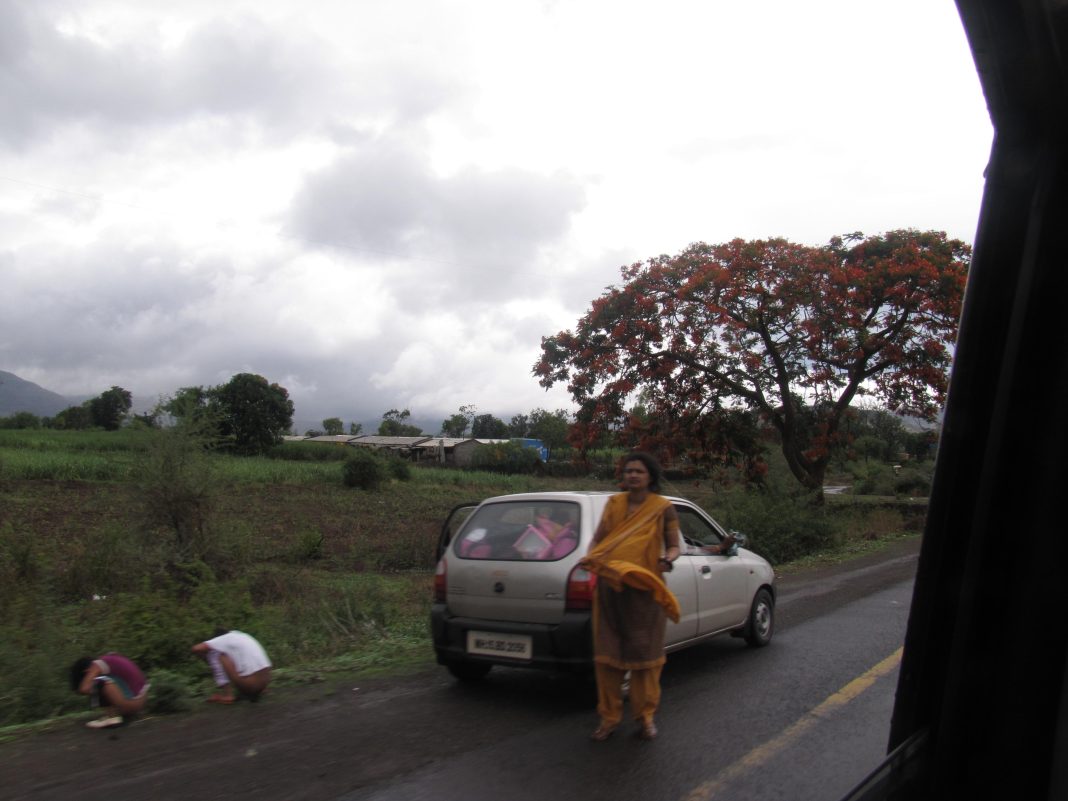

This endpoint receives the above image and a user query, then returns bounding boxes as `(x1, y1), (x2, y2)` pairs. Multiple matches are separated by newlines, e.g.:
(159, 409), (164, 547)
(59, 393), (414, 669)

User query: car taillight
(565, 564), (597, 610)
(433, 557), (447, 602)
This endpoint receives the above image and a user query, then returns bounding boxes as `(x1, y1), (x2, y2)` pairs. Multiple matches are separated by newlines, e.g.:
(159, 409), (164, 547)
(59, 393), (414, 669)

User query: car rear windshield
(454, 501), (581, 561)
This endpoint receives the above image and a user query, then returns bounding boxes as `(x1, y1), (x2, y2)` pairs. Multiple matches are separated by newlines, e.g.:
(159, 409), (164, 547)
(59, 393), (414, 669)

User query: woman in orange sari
(582, 452), (680, 741)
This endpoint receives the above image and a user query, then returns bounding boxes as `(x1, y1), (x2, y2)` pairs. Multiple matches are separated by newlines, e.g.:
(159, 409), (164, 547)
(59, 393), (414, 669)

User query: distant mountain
(0, 370), (72, 417)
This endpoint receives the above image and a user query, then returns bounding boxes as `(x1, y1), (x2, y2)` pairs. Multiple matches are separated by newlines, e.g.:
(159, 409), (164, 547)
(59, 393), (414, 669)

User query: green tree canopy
(527, 408), (572, 452)
(322, 417), (344, 435)
(507, 413), (529, 438)
(0, 411), (41, 429)
(378, 408), (424, 437)
(536, 230), (969, 490)
(51, 404), (92, 430)
(160, 386), (211, 423)
(88, 386), (132, 430)
(208, 373), (294, 455)
(472, 413), (509, 438)
(440, 404), (476, 437)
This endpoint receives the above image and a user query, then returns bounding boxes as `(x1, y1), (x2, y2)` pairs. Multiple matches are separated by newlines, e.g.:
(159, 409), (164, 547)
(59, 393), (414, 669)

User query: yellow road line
(683, 647), (903, 801)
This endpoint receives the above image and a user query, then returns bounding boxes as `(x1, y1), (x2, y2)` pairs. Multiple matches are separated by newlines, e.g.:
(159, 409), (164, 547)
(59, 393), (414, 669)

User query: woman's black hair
(69, 657), (94, 692)
(621, 451), (663, 492)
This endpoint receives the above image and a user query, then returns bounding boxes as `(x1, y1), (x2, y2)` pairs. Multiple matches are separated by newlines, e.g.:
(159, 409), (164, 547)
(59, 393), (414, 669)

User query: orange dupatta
(585, 493), (680, 623)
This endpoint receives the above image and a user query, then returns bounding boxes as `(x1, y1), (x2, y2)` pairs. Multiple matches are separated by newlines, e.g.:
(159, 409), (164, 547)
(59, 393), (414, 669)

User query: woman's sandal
(85, 716), (124, 729)
(589, 723), (617, 741)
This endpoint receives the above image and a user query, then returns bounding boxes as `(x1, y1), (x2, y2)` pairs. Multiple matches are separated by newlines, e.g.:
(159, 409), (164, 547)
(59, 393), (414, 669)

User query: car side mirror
(727, 530), (746, 555)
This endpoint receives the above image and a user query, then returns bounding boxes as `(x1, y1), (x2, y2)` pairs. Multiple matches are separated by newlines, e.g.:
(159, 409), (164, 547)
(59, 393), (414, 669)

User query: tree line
(2, 229), (964, 491)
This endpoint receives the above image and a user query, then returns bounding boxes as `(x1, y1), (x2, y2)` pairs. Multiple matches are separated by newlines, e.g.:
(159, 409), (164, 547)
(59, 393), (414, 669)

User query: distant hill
(0, 370), (72, 417)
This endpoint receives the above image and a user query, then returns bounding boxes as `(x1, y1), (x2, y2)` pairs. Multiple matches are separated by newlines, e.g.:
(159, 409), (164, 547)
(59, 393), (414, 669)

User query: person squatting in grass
(192, 629), (272, 703)
(581, 451), (681, 742)
(70, 652), (149, 729)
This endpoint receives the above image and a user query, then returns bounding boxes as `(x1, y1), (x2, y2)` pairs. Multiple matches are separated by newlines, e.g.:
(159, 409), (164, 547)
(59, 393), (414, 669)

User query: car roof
(476, 490), (693, 505)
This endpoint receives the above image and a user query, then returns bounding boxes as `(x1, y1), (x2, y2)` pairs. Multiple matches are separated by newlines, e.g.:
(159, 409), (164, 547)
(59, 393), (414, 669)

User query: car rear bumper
(431, 604), (593, 671)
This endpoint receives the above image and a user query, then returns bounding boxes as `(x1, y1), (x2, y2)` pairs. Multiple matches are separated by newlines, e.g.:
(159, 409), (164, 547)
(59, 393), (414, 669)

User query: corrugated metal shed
(348, 435), (433, 449)
(305, 435), (360, 443)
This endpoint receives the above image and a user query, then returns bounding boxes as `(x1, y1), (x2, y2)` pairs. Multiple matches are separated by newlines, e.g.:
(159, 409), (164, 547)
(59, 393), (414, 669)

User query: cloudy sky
(1, 0), (992, 430)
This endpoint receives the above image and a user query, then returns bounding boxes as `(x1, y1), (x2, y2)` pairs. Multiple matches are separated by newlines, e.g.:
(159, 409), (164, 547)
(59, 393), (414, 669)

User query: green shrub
(384, 456), (412, 481)
(0, 523), (45, 591)
(89, 580), (255, 672)
(291, 528), (325, 563)
(55, 524), (156, 601)
(893, 468), (932, 497)
(135, 426), (218, 558)
(342, 449), (387, 490)
(709, 489), (841, 565)
(0, 594), (90, 725)
(468, 441), (541, 474)
(146, 668), (195, 714)
(848, 462), (897, 496)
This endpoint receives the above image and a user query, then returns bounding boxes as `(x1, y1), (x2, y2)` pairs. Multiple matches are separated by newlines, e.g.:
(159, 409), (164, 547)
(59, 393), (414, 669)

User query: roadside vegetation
(0, 426), (930, 731)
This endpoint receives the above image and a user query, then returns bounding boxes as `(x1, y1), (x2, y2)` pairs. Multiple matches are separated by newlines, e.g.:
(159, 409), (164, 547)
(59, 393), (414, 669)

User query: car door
(674, 503), (749, 634)
(664, 546), (699, 646)
(436, 502), (480, 561)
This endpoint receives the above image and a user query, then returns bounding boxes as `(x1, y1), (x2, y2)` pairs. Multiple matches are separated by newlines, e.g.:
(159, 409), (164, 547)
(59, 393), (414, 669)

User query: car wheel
(446, 661), (492, 681)
(743, 588), (774, 647)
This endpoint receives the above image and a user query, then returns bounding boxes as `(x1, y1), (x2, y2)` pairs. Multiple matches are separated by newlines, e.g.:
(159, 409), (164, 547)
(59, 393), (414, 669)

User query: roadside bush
(87, 580), (255, 672)
(0, 522), (45, 593)
(384, 455), (412, 481)
(0, 624), (75, 725)
(342, 448), (387, 490)
(893, 468), (932, 497)
(146, 668), (195, 714)
(851, 507), (907, 539)
(290, 527), (325, 563)
(135, 425), (218, 558)
(848, 462), (897, 496)
(709, 489), (841, 564)
(56, 524), (157, 601)
(196, 521), (258, 580)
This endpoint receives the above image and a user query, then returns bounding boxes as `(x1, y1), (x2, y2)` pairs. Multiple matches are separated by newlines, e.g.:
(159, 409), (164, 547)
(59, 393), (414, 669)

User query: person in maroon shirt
(70, 652), (149, 729)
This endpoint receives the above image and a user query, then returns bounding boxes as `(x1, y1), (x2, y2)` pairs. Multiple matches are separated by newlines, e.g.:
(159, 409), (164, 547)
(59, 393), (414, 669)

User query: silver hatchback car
(431, 491), (776, 681)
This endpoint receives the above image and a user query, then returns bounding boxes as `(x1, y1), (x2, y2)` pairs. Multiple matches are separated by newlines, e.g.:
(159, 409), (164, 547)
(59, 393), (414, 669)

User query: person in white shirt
(192, 629), (272, 703)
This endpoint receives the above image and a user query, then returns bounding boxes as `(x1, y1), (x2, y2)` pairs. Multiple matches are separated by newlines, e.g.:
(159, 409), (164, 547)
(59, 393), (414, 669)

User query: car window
(675, 505), (724, 549)
(454, 501), (581, 561)
(436, 503), (479, 560)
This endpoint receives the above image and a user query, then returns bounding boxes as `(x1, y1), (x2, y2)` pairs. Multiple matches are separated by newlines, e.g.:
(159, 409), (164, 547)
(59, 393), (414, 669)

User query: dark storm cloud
(1, 238), (221, 372)
(0, 229), (428, 420)
(286, 143), (585, 302)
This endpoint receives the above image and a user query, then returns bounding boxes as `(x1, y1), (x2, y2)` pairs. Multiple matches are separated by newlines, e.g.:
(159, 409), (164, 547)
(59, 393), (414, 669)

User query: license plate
(466, 631), (532, 660)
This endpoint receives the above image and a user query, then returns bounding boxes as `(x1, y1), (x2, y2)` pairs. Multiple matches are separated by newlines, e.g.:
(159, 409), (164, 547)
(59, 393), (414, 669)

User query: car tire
(743, 588), (774, 647)
(446, 660), (492, 681)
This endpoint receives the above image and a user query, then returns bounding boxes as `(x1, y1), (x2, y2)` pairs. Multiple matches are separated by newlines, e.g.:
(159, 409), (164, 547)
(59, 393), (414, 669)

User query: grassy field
(0, 428), (928, 729)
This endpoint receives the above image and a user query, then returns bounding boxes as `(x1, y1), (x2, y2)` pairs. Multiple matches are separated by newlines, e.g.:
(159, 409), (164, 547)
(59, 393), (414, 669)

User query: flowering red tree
(535, 230), (969, 491)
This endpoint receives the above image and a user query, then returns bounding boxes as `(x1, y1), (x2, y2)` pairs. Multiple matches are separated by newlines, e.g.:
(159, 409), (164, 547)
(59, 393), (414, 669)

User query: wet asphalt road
(0, 538), (920, 801)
